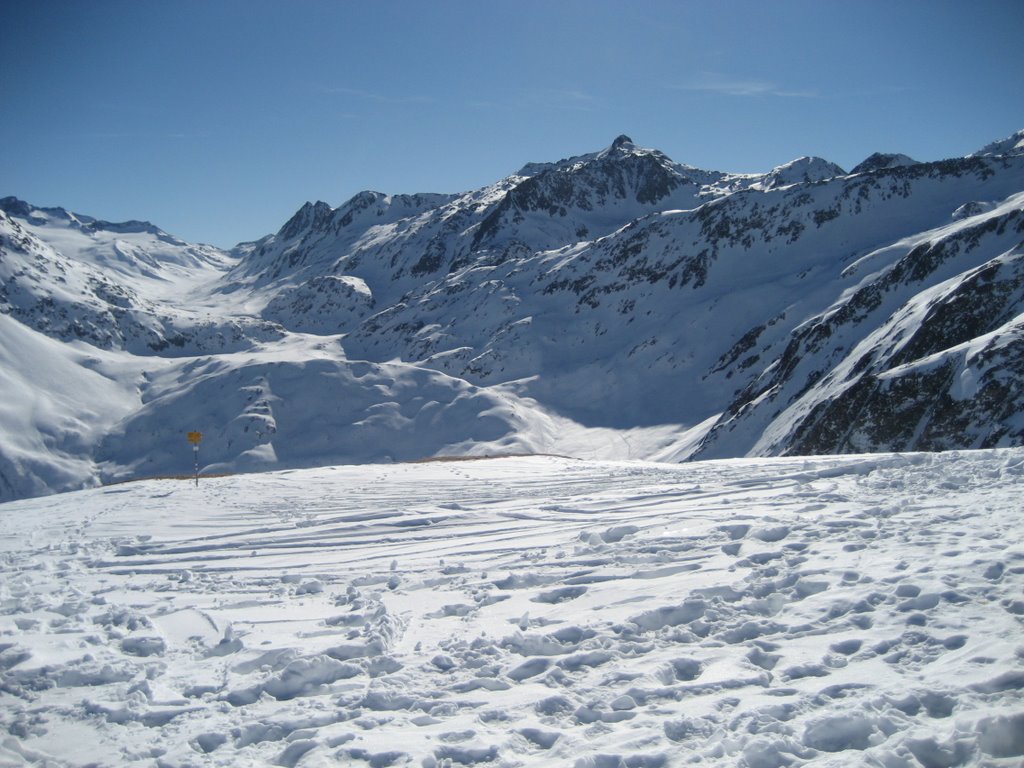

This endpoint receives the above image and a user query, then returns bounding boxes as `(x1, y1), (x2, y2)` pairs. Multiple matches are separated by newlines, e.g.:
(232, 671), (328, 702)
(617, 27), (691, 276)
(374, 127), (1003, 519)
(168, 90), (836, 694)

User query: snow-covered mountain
(0, 197), (280, 354)
(850, 152), (920, 175)
(2, 130), (1024, 500)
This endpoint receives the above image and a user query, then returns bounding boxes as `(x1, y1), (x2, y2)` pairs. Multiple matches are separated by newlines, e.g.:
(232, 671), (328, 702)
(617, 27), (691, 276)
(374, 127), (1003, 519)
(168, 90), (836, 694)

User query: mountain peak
(0, 196), (74, 224)
(517, 135), (647, 177)
(761, 156), (846, 190)
(850, 152), (920, 175)
(277, 200), (334, 239)
(0, 196), (32, 216)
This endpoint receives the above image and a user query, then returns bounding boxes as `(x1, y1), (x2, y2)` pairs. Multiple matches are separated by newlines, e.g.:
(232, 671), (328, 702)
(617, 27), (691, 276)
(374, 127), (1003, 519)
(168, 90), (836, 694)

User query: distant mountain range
(2, 128), (1023, 501)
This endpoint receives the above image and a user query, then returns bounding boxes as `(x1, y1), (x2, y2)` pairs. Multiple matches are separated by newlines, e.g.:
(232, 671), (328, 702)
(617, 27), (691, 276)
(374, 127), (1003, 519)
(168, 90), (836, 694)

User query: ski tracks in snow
(1, 452), (1023, 766)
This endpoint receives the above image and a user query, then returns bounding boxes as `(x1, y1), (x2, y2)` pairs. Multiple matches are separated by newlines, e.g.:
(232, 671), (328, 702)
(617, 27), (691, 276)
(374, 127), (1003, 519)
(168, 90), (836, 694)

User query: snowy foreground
(1, 451), (1023, 767)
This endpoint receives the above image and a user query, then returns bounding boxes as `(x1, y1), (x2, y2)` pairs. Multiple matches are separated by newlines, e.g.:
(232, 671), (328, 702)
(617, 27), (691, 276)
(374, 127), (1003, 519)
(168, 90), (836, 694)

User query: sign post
(187, 431), (203, 487)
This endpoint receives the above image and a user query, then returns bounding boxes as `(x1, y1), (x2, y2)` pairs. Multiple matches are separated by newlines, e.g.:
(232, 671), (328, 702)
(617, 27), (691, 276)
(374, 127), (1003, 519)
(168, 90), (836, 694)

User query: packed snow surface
(2, 450), (1023, 766)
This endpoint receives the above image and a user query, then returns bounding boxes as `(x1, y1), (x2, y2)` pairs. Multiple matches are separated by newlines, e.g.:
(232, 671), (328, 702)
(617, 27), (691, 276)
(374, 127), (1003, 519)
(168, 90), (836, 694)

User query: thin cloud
(672, 73), (817, 98)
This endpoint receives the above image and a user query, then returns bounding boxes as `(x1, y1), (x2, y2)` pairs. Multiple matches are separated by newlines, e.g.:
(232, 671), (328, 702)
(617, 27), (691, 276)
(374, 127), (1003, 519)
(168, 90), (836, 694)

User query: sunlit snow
(2, 450), (1022, 765)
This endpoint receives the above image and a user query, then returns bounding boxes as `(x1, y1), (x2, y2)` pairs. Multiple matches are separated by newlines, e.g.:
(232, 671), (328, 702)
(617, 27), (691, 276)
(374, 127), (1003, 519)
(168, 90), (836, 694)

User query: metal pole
(187, 431), (203, 487)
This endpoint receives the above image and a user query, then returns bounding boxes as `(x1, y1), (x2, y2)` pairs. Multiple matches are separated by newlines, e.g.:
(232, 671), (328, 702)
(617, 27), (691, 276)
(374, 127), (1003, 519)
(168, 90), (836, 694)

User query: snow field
(1, 450), (1023, 766)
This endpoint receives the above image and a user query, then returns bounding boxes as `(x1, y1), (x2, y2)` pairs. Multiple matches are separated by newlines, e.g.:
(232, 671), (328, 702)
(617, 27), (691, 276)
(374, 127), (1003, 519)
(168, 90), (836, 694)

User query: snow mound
(97, 351), (553, 480)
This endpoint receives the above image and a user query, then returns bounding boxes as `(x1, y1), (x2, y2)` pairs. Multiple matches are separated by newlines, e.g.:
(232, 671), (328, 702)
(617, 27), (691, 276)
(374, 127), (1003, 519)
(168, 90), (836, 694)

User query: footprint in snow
(532, 586), (587, 604)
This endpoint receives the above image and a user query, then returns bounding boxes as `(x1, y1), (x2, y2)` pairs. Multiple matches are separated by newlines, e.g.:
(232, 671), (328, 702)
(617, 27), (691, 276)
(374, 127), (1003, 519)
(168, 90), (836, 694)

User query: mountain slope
(0, 313), (139, 500)
(693, 191), (1024, 459)
(0, 199), (281, 355)
(337, 150), (1024, 432)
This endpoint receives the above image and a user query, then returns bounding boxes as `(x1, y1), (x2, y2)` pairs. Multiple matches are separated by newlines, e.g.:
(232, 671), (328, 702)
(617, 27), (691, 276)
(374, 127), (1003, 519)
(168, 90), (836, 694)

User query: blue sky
(2, 0), (1022, 248)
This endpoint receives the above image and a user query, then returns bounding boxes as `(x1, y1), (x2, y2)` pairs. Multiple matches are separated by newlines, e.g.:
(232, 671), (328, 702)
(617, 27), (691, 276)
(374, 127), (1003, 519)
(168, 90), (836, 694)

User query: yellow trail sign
(187, 431), (203, 445)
